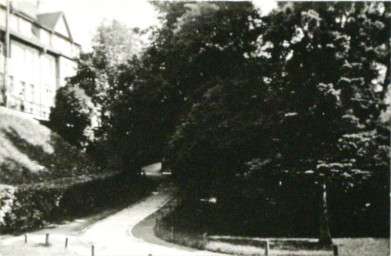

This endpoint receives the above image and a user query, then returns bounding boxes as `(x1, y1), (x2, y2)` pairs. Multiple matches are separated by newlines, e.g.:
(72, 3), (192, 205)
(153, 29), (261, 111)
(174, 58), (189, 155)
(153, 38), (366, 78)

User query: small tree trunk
(319, 179), (332, 247)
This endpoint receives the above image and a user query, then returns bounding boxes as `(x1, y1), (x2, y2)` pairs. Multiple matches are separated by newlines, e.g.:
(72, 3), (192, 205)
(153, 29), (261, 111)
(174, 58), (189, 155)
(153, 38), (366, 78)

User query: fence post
(333, 244), (338, 256)
(45, 233), (49, 246)
(24, 234), (28, 244)
(91, 245), (95, 256)
(203, 233), (208, 249)
(170, 226), (174, 241)
(265, 240), (270, 256)
(156, 219), (160, 232)
(65, 237), (68, 248)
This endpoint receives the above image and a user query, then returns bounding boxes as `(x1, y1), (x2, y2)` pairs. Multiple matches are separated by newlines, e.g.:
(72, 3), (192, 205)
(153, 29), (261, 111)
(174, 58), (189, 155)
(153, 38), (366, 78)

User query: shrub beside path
(0, 170), (226, 256)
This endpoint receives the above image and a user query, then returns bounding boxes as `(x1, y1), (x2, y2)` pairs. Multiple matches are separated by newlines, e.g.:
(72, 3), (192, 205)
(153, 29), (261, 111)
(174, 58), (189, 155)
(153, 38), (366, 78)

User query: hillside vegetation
(0, 107), (100, 185)
(0, 107), (156, 234)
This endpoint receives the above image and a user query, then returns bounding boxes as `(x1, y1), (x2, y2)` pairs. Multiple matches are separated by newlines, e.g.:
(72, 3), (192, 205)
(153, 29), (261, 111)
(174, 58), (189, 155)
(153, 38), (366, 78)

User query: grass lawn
(206, 237), (389, 255)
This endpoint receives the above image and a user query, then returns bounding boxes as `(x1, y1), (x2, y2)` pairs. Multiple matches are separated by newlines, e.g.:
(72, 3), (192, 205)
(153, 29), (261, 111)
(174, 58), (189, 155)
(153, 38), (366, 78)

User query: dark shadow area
(1, 171), (157, 234)
(0, 157), (41, 184)
(56, 173), (156, 220)
(161, 175), (389, 239)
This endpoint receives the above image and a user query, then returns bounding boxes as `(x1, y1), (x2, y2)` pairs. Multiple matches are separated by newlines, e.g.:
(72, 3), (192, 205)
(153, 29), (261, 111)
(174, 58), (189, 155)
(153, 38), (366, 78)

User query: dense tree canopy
(162, 1), (390, 244)
(57, 1), (390, 242)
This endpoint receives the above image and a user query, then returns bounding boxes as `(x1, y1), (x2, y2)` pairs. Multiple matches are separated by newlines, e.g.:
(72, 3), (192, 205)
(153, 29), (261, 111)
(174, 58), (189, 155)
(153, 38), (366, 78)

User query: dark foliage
(48, 84), (93, 149)
(1, 173), (155, 234)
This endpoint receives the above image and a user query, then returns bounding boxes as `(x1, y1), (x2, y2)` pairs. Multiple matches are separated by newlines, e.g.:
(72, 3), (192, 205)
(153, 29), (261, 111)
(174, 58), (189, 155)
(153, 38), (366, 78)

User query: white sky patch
(252, 0), (277, 16)
(39, 0), (159, 52)
(39, 0), (277, 52)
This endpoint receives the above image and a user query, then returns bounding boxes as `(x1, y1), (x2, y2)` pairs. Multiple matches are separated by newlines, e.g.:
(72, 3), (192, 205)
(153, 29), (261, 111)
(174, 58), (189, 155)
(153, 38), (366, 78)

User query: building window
(19, 18), (31, 36)
(19, 81), (25, 98)
(19, 81), (25, 111)
(43, 55), (56, 86)
(45, 88), (54, 106)
(9, 75), (14, 93)
(27, 84), (35, 102)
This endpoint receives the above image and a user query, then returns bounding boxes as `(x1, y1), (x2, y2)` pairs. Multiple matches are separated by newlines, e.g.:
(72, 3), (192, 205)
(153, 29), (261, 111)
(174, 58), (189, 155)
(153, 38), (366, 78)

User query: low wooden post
(170, 226), (174, 241)
(45, 233), (49, 245)
(24, 234), (28, 244)
(65, 237), (68, 248)
(156, 219), (160, 232)
(91, 245), (95, 256)
(265, 240), (270, 256)
(333, 244), (339, 256)
(203, 232), (208, 249)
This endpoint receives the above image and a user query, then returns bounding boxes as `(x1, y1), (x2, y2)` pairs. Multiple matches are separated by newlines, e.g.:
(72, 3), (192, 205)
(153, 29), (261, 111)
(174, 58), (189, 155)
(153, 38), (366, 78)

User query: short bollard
(170, 226), (174, 241)
(24, 234), (28, 244)
(91, 245), (95, 256)
(45, 233), (49, 245)
(156, 219), (160, 231)
(265, 240), (270, 256)
(203, 233), (208, 249)
(333, 244), (339, 256)
(65, 237), (68, 248)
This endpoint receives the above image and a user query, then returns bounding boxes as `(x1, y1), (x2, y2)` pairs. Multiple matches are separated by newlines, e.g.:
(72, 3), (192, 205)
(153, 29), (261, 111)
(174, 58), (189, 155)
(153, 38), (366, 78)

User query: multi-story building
(0, 0), (80, 120)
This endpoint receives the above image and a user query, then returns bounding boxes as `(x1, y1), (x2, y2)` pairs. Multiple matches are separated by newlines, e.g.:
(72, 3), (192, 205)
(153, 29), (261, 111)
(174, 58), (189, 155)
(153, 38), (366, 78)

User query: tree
(141, 1), (265, 164)
(49, 85), (93, 149)
(164, 1), (389, 245)
(63, 20), (142, 171)
(247, 2), (390, 246)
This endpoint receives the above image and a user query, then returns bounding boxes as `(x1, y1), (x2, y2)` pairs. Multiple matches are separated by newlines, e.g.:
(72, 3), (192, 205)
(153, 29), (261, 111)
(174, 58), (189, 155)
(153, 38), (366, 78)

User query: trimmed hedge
(0, 173), (155, 234)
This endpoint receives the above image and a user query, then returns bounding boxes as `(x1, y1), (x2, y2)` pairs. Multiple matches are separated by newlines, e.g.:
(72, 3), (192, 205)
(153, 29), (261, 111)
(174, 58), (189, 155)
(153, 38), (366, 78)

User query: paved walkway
(0, 171), (226, 256)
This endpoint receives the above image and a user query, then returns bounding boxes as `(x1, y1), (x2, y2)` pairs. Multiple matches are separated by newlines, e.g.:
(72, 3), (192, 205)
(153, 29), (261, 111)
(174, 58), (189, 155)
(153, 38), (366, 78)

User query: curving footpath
(0, 170), (226, 256)
(79, 185), (225, 256)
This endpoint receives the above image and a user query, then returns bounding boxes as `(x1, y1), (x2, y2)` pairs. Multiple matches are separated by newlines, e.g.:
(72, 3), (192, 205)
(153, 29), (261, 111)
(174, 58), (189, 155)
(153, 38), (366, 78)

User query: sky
(38, 0), (277, 52)
(39, 0), (159, 51)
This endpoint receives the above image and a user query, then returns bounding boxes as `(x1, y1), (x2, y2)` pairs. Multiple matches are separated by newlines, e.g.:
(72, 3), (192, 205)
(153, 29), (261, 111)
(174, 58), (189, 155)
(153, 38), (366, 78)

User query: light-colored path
(0, 168), (226, 256)
(79, 185), (223, 256)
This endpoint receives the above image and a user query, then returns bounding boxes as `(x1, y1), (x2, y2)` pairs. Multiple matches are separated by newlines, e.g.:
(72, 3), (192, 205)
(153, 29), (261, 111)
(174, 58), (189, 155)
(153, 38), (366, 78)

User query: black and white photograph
(0, 0), (389, 255)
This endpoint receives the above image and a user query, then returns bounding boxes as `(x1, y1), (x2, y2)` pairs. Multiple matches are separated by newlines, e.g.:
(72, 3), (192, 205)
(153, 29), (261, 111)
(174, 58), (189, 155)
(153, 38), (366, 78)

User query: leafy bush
(0, 173), (155, 234)
(49, 84), (94, 149)
(1, 185), (63, 233)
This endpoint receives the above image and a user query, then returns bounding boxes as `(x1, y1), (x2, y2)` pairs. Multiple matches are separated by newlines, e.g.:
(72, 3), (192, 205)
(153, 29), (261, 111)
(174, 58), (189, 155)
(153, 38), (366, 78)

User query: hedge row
(0, 173), (155, 234)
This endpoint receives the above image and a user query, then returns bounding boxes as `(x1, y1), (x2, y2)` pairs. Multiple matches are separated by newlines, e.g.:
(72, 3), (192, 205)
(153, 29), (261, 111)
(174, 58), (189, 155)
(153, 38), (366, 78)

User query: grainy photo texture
(0, 1), (389, 255)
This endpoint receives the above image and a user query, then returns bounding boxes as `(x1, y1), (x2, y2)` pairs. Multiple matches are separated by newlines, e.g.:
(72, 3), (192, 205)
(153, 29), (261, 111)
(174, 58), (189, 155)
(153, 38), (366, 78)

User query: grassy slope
(0, 107), (99, 185)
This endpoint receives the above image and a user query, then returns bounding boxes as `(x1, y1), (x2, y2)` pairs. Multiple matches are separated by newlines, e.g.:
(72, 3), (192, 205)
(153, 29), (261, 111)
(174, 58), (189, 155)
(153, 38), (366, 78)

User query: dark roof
(37, 12), (63, 30)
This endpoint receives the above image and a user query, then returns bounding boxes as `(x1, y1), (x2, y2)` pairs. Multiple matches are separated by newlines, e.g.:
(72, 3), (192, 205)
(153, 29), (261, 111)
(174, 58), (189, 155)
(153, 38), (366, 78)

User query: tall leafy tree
(62, 20), (141, 170)
(165, 1), (389, 245)
(141, 1), (265, 163)
(247, 2), (390, 245)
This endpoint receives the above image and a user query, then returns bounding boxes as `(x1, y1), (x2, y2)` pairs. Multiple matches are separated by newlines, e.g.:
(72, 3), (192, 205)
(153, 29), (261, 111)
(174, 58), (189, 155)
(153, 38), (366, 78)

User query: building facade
(0, 0), (80, 120)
